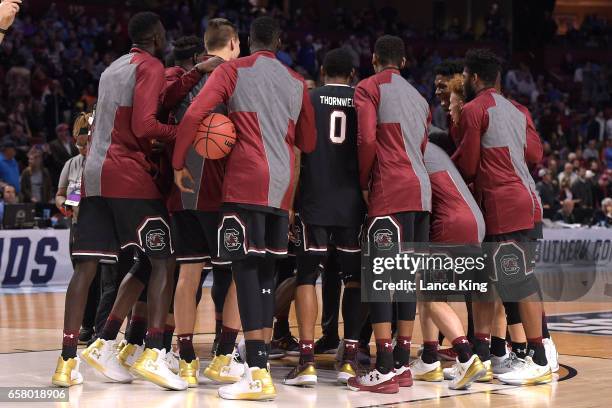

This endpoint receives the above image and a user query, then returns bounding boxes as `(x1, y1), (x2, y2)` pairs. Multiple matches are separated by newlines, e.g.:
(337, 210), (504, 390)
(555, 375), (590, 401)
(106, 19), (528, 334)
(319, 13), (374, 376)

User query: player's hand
(174, 167), (195, 193)
(0, 0), (21, 30)
(361, 190), (369, 206)
(195, 57), (224, 75)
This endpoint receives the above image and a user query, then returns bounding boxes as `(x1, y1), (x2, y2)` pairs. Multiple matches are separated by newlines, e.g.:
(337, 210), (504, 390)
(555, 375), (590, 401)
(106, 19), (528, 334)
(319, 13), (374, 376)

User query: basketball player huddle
(51, 11), (559, 401)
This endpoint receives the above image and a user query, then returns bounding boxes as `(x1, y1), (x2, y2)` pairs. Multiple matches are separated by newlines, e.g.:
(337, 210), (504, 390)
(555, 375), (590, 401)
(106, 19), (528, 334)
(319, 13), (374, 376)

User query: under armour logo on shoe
(302, 344), (313, 349)
(64, 333), (75, 339)
(262, 289), (271, 294)
(369, 373), (380, 381)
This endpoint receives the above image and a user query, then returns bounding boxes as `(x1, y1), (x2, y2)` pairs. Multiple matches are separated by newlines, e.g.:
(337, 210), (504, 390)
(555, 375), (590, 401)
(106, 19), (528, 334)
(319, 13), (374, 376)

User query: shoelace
(505, 352), (526, 370)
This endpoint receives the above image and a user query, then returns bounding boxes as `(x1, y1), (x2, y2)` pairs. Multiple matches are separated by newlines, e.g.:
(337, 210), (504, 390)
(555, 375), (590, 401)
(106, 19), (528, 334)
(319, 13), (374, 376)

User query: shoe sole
(218, 390), (277, 401)
(347, 381), (399, 394)
(285, 351), (301, 357)
(449, 366), (487, 390)
(202, 371), (241, 384)
(268, 353), (285, 360)
(337, 372), (354, 384)
(414, 373), (444, 382)
(80, 353), (132, 383)
(499, 373), (553, 386)
(284, 375), (317, 387)
(130, 366), (187, 390)
(315, 348), (338, 355)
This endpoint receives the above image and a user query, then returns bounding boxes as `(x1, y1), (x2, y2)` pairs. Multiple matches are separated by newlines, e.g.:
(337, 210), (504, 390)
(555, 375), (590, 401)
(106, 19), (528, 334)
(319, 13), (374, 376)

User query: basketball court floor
(1, 289), (611, 407)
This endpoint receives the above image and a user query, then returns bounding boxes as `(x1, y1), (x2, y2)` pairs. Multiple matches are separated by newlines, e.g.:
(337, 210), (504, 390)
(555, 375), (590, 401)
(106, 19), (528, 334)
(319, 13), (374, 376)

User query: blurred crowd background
(0, 0), (610, 226)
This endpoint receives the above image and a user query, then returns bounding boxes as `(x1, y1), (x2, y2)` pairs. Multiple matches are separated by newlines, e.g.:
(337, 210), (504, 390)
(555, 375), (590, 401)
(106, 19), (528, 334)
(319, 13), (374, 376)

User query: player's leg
(334, 227), (367, 384)
(52, 197), (119, 387)
(271, 256), (299, 358)
(211, 264), (232, 352)
(316, 250), (342, 354)
(493, 231), (551, 386)
(216, 209), (279, 400)
(413, 302), (444, 382)
(348, 216), (401, 394)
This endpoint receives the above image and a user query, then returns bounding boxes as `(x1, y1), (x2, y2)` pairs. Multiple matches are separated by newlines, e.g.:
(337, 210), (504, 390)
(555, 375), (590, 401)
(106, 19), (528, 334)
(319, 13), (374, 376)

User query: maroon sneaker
(394, 365), (413, 387)
(347, 368), (399, 394)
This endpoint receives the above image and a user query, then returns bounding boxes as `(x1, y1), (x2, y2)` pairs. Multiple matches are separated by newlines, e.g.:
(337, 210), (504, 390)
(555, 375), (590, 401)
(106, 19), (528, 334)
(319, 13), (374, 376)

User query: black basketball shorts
(217, 205), (289, 261)
(171, 210), (227, 265)
(484, 226), (541, 301)
(72, 197), (173, 262)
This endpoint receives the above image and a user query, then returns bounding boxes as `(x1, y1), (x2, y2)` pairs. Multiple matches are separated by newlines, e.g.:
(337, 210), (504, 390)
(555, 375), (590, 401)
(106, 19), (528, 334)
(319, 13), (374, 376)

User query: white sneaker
(237, 338), (246, 362)
(164, 350), (180, 374)
(497, 356), (552, 385)
(130, 348), (188, 390)
(444, 358), (491, 381)
(543, 338), (559, 372)
(120, 343), (144, 369)
(203, 350), (245, 383)
(409, 358), (443, 381)
(81, 338), (133, 383)
(448, 355), (487, 390)
(347, 367), (399, 393)
(218, 364), (277, 401)
(492, 352), (526, 378)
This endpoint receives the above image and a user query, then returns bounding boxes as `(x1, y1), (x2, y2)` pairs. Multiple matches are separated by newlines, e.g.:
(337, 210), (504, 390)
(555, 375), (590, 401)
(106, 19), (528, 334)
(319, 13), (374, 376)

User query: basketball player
(173, 16), (315, 400)
(51, 12), (185, 390)
(165, 19), (242, 387)
(283, 48), (366, 387)
(348, 35), (431, 394)
(451, 48), (551, 385)
(409, 120), (489, 389)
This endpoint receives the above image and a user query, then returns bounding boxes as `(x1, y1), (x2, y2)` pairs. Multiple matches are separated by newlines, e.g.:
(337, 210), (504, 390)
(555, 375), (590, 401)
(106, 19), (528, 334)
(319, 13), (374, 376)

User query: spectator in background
(593, 197), (612, 227)
(553, 199), (576, 223)
(604, 138), (612, 170)
(0, 141), (19, 193)
(558, 162), (577, 185)
(48, 123), (78, 186)
(4, 54), (30, 101)
(583, 139), (599, 161)
(44, 81), (71, 139)
(0, 184), (18, 222)
(559, 177), (573, 203)
(571, 167), (594, 223)
(20, 146), (53, 203)
(537, 168), (558, 219)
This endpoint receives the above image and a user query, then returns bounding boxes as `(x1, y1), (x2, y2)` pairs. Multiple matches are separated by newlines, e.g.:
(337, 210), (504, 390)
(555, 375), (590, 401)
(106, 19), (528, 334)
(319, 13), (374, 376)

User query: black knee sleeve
(211, 265), (232, 313)
(296, 254), (321, 286)
(369, 301), (393, 324)
(397, 301), (417, 321)
(342, 287), (365, 340)
(338, 252), (361, 285)
(504, 301), (522, 326)
(258, 257), (276, 329)
(275, 257), (295, 287)
(233, 258), (262, 332)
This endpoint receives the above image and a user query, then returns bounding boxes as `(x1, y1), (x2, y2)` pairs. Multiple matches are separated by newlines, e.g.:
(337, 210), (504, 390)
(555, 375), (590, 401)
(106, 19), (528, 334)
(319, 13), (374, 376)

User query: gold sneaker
(337, 361), (357, 384)
(117, 342), (143, 369)
(283, 362), (317, 386)
(476, 359), (493, 382)
(448, 355), (487, 390)
(218, 364), (277, 401)
(203, 353), (243, 383)
(130, 348), (187, 390)
(409, 358), (444, 382)
(179, 358), (200, 388)
(52, 356), (83, 387)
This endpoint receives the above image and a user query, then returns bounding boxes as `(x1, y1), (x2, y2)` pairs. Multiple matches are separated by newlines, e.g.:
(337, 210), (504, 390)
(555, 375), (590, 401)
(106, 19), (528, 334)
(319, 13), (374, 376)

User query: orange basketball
(194, 113), (236, 159)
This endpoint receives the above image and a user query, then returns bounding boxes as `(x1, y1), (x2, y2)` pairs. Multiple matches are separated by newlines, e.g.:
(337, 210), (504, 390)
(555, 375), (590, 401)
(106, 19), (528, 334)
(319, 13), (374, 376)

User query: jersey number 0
(329, 110), (346, 144)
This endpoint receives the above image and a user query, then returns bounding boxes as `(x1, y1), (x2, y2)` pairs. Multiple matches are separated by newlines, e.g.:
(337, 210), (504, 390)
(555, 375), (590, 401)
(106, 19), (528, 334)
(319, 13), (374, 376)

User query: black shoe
(314, 335), (340, 355)
(271, 334), (300, 357)
(78, 327), (94, 345)
(357, 344), (372, 366)
(86, 334), (98, 347)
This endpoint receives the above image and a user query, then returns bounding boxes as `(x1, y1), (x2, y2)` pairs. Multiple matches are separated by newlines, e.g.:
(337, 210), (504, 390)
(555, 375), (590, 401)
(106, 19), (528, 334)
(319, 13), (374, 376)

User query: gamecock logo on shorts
(146, 229), (166, 251)
(224, 228), (242, 251)
(500, 254), (520, 275)
(373, 229), (394, 250)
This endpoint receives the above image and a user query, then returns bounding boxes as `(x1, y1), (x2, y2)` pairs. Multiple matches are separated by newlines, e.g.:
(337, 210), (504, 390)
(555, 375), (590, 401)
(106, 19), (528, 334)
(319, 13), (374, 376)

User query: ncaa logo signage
(145, 229), (166, 251)
(224, 228), (242, 251)
(373, 229), (394, 250)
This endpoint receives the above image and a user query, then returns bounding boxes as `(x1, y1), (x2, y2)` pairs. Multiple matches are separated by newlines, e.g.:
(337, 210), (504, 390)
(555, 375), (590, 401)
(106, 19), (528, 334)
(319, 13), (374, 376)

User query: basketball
(194, 113), (236, 159)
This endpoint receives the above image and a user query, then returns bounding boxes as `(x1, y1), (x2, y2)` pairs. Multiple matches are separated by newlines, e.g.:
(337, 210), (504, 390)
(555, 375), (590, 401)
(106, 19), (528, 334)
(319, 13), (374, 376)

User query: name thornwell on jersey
(319, 95), (354, 107)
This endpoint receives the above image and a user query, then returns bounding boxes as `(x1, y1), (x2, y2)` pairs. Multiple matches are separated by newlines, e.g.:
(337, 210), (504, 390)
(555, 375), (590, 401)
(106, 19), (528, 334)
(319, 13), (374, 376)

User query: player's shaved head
(249, 16), (281, 52)
(374, 35), (405, 68)
(322, 48), (354, 79)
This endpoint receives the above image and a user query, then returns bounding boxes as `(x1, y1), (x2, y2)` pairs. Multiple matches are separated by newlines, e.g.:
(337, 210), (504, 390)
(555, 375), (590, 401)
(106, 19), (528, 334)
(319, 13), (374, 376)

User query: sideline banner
(0, 229), (72, 288)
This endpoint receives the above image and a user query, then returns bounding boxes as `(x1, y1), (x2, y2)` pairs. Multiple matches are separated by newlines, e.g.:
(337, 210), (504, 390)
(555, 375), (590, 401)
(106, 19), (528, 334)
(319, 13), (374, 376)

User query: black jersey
(298, 84), (366, 227)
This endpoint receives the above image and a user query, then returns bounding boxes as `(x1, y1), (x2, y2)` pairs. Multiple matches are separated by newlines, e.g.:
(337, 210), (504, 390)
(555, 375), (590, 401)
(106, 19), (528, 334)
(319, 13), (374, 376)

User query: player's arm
(288, 147), (301, 227)
(294, 82), (316, 153)
(172, 63), (236, 192)
(131, 58), (177, 142)
(451, 103), (485, 183)
(354, 80), (379, 203)
(160, 68), (202, 113)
